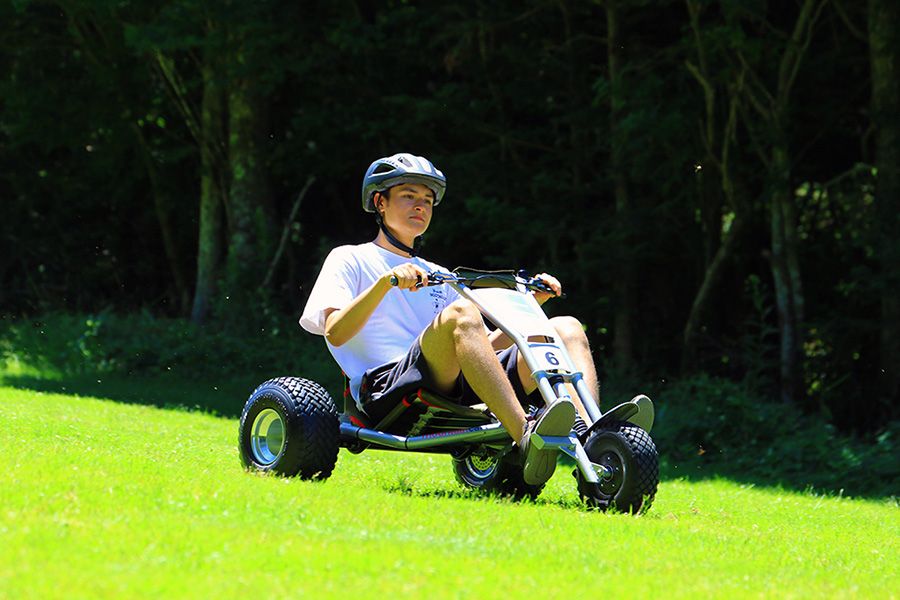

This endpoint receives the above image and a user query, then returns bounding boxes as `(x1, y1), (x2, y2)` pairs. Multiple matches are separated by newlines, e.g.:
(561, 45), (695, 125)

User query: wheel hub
(595, 451), (625, 495)
(250, 408), (285, 466)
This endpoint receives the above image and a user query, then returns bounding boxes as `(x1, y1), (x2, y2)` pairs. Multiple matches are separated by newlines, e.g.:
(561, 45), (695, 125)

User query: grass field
(1, 383), (897, 599)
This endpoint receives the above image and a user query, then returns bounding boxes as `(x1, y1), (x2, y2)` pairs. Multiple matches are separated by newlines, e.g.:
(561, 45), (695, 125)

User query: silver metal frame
(451, 281), (604, 423)
(450, 280), (609, 483)
(336, 274), (659, 486)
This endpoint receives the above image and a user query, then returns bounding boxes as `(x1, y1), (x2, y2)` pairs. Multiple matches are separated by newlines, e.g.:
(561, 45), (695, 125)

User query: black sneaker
(520, 398), (576, 485)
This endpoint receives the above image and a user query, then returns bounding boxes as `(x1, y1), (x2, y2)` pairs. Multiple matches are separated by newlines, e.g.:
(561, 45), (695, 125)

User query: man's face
(377, 183), (435, 238)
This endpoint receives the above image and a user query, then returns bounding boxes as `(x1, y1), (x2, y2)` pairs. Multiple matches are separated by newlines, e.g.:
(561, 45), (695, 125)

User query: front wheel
(576, 421), (659, 513)
(453, 450), (544, 500)
(239, 377), (339, 479)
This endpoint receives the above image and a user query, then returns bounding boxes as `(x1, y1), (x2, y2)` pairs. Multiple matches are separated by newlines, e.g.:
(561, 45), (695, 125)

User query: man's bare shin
(421, 302), (528, 442)
(553, 316), (599, 421)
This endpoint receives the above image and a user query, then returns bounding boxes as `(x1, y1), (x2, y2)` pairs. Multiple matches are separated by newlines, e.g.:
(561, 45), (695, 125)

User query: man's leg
(420, 300), (529, 442)
(420, 300), (576, 485)
(516, 315), (599, 422)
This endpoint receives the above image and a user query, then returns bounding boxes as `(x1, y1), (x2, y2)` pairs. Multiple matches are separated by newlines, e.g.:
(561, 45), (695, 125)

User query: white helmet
(361, 153), (446, 213)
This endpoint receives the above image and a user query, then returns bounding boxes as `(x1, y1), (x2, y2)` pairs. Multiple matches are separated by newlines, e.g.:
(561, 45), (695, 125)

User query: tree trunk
(738, 0), (823, 404)
(606, 0), (634, 371)
(683, 213), (746, 367)
(681, 0), (745, 370)
(685, 0), (723, 269)
(769, 136), (804, 404)
(131, 125), (190, 314)
(763, 0), (825, 405)
(869, 0), (900, 412)
(223, 49), (274, 314)
(191, 56), (227, 324)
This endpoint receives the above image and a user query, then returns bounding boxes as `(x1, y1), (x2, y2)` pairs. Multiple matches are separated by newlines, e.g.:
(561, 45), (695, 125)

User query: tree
(604, 0), (637, 372)
(734, 0), (828, 404)
(681, 0), (752, 371)
(868, 0), (900, 413)
(136, 2), (283, 324)
(61, 4), (192, 314)
(220, 3), (279, 321)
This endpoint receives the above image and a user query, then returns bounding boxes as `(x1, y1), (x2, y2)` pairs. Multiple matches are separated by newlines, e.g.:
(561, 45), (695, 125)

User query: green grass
(1, 385), (897, 599)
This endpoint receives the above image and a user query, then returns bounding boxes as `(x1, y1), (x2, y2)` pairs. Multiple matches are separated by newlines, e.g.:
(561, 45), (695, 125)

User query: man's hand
(532, 272), (562, 305)
(385, 263), (430, 292)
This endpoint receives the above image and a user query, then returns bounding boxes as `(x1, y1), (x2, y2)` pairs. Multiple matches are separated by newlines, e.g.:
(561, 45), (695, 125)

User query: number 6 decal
(545, 351), (560, 366)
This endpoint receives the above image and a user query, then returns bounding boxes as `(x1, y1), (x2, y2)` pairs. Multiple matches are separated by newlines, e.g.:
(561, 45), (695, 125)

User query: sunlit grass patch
(1, 385), (897, 599)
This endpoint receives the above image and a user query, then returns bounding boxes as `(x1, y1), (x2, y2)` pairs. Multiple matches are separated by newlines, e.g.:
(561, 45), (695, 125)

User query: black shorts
(358, 336), (537, 434)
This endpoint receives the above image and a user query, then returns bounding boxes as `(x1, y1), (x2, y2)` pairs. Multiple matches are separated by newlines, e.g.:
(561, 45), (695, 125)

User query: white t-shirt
(299, 242), (460, 404)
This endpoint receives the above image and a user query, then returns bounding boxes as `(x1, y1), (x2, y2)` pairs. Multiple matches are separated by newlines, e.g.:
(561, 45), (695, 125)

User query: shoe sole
(523, 398), (576, 485)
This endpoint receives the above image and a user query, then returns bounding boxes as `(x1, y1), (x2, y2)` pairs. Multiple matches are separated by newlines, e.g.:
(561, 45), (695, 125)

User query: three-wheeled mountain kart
(238, 269), (659, 513)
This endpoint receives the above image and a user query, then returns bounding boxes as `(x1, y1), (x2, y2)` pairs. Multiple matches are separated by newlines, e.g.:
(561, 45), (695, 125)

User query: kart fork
(534, 434), (612, 485)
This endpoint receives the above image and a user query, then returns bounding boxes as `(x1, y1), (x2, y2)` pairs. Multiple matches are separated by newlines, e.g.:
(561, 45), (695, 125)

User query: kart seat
(341, 374), (493, 435)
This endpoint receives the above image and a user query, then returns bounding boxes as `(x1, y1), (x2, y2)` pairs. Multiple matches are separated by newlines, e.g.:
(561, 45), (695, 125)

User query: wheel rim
(250, 408), (286, 466)
(464, 454), (498, 481)
(595, 450), (625, 495)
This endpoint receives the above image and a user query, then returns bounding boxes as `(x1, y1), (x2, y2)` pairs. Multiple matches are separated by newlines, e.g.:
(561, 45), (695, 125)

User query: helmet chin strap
(377, 218), (422, 257)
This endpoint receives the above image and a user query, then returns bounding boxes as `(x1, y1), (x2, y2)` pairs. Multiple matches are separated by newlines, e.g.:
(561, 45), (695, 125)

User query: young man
(300, 153), (600, 485)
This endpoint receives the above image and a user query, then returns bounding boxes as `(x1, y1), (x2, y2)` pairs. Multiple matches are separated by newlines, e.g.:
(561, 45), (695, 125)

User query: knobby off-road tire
(239, 377), (339, 479)
(453, 451), (544, 500)
(576, 421), (659, 513)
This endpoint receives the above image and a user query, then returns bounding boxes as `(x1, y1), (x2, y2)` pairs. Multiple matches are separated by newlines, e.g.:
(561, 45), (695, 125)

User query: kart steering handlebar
(389, 270), (560, 296)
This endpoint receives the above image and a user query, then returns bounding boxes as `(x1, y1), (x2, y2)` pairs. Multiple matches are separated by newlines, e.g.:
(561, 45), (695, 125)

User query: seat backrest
(341, 374), (371, 428)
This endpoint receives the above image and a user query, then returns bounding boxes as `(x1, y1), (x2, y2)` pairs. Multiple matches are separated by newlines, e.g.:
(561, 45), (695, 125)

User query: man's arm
(324, 262), (429, 347)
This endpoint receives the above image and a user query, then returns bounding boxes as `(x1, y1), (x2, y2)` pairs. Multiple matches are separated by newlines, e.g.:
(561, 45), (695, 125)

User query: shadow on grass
(656, 457), (898, 502)
(380, 471), (666, 515)
(0, 372), (269, 418)
(5, 371), (894, 502)
(382, 461), (897, 509)
(381, 476), (600, 513)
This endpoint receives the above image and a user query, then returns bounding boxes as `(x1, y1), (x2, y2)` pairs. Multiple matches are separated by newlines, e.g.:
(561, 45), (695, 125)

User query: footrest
(530, 433), (577, 450)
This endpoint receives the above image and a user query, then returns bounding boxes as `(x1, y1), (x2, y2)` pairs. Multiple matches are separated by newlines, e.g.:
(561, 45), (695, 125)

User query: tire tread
(578, 420), (659, 513)
(239, 377), (339, 479)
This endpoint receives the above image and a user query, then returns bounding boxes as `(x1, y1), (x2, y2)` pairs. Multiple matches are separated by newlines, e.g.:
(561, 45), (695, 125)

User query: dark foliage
(1, 0), (897, 436)
(653, 373), (899, 498)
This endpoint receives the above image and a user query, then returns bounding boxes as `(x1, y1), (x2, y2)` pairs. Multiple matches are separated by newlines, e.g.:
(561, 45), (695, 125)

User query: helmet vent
(398, 156), (412, 167)
(373, 164), (394, 174)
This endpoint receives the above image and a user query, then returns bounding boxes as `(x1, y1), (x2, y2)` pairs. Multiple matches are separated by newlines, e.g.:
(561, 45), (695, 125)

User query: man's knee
(550, 316), (588, 344)
(442, 300), (484, 336)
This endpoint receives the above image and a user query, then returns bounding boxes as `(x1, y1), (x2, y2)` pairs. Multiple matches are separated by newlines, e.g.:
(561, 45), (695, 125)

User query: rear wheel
(453, 450), (544, 500)
(239, 377), (339, 479)
(576, 421), (658, 513)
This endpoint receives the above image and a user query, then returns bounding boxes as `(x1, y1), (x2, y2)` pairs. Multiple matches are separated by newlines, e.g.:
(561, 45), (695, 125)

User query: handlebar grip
(389, 274), (424, 287)
(529, 279), (565, 298)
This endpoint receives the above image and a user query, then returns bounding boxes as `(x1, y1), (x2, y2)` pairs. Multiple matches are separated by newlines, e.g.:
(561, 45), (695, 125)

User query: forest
(2, 0), (898, 438)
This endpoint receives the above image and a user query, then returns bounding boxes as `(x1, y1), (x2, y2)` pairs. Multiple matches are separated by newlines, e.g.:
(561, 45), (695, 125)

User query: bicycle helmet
(361, 153), (446, 213)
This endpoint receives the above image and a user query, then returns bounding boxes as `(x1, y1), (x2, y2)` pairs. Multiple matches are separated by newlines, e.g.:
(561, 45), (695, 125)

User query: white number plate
(528, 343), (570, 373)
